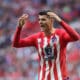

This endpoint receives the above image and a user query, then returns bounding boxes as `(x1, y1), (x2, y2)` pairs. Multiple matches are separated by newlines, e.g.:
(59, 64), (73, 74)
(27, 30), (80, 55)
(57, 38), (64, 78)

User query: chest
(37, 35), (59, 48)
(37, 35), (60, 61)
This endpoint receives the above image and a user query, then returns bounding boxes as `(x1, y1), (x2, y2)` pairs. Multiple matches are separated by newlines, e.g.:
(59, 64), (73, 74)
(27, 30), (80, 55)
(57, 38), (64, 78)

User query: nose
(39, 20), (44, 25)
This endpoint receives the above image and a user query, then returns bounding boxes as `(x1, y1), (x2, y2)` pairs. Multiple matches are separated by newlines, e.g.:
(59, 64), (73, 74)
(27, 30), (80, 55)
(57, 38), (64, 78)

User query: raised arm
(59, 20), (80, 41)
(12, 14), (36, 48)
(47, 12), (80, 41)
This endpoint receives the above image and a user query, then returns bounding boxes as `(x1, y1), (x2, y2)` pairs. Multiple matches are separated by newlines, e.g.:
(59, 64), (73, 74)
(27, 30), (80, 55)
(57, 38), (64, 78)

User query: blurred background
(0, 0), (80, 80)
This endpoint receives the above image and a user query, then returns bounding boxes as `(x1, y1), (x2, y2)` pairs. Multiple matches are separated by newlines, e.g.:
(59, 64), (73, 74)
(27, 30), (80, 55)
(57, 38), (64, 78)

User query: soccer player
(12, 10), (80, 80)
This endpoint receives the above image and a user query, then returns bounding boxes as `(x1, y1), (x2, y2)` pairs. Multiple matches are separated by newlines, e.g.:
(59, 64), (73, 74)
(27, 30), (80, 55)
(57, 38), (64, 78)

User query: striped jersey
(13, 20), (80, 80)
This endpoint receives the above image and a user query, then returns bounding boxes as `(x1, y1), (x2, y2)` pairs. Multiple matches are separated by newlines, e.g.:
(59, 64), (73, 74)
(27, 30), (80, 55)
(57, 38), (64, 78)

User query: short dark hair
(38, 10), (52, 15)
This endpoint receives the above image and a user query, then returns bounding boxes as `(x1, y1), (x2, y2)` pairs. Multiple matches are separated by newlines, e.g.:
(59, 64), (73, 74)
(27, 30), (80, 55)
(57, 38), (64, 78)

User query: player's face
(38, 15), (52, 32)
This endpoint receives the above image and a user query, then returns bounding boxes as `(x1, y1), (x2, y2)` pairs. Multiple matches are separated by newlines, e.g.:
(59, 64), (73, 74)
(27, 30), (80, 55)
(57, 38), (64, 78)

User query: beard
(41, 24), (46, 27)
(40, 24), (49, 31)
(40, 24), (48, 28)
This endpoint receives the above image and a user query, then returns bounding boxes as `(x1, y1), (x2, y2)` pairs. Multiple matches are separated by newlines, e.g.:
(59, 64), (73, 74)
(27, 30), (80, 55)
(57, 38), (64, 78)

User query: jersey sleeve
(60, 20), (80, 43)
(61, 29), (75, 43)
(12, 27), (37, 48)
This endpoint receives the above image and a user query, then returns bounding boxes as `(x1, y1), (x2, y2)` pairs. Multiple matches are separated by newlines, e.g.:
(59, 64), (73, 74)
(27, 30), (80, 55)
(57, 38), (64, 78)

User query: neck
(44, 27), (55, 36)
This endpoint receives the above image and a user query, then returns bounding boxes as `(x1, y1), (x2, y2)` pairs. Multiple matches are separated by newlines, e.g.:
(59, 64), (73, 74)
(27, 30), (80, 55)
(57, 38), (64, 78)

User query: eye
(42, 19), (46, 21)
(38, 18), (46, 21)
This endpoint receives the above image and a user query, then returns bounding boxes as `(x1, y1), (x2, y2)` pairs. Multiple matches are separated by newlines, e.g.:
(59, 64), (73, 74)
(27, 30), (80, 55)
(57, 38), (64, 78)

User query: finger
(19, 19), (25, 26)
(18, 14), (28, 23)
(22, 14), (29, 18)
(21, 16), (28, 21)
(47, 12), (55, 18)
(19, 17), (27, 22)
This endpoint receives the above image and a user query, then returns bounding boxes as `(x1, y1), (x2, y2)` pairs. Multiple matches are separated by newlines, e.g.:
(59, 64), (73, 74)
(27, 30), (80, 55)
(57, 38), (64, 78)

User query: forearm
(12, 26), (22, 47)
(13, 13), (28, 46)
(60, 20), (80, 40)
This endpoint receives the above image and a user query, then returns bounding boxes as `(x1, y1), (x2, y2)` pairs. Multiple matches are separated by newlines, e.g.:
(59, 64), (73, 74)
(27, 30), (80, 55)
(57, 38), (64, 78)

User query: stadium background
(0, 0), (80, 80)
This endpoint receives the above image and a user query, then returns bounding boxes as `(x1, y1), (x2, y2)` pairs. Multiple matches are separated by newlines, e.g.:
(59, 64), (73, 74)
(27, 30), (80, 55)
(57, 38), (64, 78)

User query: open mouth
(40, 24), (46, 27)
(41, 25), (45, 27)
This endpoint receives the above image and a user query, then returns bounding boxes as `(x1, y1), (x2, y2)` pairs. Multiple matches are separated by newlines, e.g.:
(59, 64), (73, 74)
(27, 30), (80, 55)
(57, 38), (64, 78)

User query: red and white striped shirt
(13, 20), (80, 80)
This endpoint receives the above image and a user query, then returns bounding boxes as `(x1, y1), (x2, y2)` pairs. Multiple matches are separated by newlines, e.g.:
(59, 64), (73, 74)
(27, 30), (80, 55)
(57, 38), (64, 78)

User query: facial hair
(40, 24), (49, 32)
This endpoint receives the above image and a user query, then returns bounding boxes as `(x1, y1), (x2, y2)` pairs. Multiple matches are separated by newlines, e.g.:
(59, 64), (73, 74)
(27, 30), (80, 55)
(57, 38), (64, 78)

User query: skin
(38, 15), (55, 36)
(18, 12), (62, 36)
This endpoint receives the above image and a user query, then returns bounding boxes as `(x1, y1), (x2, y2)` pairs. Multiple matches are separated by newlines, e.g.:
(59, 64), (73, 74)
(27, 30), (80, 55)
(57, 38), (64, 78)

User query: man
(12, 10), (80, 80)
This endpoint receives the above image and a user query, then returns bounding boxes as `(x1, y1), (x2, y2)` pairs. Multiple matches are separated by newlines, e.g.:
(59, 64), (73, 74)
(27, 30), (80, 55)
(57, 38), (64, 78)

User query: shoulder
(55, 28), (67, 39)
(56, 28), (66, 35)
(30, 32), (42, 38)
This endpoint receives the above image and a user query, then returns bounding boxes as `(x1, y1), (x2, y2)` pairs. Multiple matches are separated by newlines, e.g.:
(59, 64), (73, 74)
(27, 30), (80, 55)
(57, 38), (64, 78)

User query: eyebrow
(38, 18), (46, 21)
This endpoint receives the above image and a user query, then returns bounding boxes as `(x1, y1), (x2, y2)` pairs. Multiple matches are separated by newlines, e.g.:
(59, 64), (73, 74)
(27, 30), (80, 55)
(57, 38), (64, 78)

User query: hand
(18, 14), (29, 27)
(47, 12), (62, 22)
